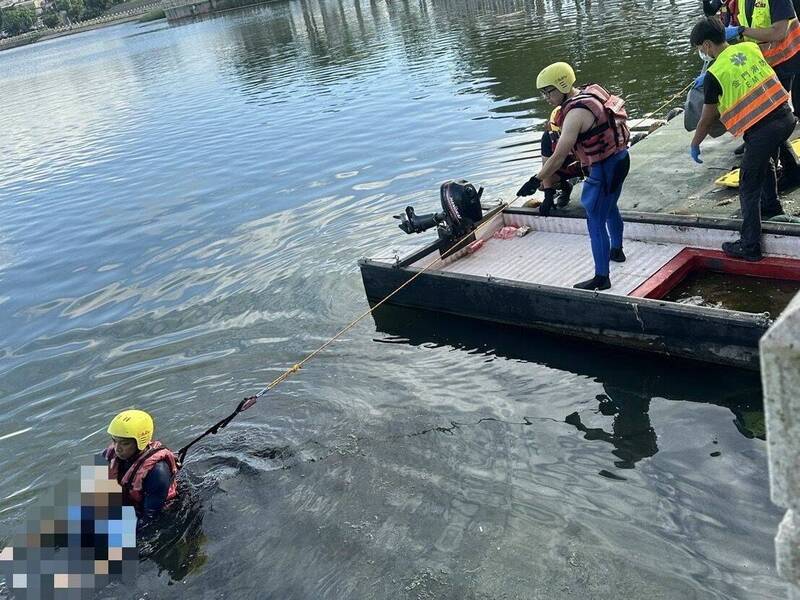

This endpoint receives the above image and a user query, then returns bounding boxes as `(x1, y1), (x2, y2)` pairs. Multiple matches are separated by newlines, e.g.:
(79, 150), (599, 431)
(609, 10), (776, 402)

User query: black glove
(539, 189), (555, 217)
(517, 176), (542, 197)
(702, 0), (723, 16)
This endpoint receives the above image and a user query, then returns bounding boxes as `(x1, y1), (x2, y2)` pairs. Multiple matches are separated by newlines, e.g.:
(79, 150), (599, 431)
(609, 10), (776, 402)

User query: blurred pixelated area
(0, 458), (138, 599)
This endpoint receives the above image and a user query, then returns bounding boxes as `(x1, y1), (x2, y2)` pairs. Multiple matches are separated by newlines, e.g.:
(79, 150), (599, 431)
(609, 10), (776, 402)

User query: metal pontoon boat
(359, 192), (800, 370)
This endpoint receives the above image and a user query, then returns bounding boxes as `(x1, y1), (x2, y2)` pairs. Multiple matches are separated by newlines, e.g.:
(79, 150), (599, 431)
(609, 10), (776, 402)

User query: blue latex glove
(690, 145), (703, 164)
(694, 72), (706, 89)
(725, 25), (742, 41)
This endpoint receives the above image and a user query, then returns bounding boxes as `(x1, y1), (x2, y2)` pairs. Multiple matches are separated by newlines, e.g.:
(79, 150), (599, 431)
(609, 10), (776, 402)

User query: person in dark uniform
(716, 0), (800, 187)
(690, 17), (795, 259)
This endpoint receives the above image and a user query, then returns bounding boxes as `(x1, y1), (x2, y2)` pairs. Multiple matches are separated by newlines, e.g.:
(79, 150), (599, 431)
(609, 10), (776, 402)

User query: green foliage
(1, 5), (37, 36)
(81, 0), (109, 18)
(55, 0), (84, 20)
(42, 12), (60, 27)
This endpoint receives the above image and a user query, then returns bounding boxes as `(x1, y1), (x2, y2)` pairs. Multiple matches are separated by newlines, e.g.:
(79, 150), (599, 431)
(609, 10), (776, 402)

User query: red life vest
(724, 0), (739, 25)
(105, 441), (179, 510)
(556, 84), (630, 167)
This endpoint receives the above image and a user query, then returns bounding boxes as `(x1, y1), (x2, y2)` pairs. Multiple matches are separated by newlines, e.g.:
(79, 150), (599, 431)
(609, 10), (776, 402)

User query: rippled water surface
(0, 0), (785, 598)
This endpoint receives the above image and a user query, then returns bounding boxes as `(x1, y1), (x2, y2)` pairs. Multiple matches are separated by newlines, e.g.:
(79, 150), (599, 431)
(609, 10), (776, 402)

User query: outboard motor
(395, 180), (484, 254)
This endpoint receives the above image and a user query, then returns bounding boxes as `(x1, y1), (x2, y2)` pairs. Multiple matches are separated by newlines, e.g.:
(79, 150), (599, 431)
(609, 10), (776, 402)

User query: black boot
(573, 275), (611, 290)
(722, 240), (762, 261)
(777, 169), (800, 191)
(556, 179), (573, 208)
(777, 144), (800, 191)
(539, 188), (556, 216)
(761, 203), (785, 220)
(610, 247), (626, 262)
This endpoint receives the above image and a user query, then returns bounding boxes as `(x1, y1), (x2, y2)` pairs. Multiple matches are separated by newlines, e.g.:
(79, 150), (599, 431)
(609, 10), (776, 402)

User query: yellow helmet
(536, 62), (576, 93)
(107, 410), (153, 451)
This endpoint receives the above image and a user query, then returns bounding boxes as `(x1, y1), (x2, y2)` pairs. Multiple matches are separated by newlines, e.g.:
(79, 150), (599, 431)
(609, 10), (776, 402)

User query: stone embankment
(0, 1), (163, 51)
(762, 293), (800, 599)
(161, 0), (268, 22)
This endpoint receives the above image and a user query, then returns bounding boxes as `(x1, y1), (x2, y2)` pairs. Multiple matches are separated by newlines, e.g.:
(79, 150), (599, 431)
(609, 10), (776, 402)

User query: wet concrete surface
(560, 117), (800, 221)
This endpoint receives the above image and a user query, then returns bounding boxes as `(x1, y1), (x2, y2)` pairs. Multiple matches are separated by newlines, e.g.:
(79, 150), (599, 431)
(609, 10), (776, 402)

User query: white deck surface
(389, 211), (800, 297)
(426, 231), (684, 295)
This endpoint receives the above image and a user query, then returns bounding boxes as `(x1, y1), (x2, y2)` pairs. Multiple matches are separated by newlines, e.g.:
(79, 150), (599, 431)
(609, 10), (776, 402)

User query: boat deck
(417, 232), (684, 295)
(405, 210), (800, 299)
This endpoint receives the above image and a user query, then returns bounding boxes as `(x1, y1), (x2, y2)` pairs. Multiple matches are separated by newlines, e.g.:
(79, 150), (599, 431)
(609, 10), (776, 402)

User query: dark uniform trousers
(740, 103), (796, 250)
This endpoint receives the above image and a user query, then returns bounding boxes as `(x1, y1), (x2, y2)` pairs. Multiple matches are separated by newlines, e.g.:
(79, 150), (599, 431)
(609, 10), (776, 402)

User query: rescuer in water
(104, 409), (179, 525)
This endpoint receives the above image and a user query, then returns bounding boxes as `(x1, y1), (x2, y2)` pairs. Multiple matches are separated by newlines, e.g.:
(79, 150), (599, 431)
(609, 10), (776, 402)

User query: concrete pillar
(761, 292), (800, 599)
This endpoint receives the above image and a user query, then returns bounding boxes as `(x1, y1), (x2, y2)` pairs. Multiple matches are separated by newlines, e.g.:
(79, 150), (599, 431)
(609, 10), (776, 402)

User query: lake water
(664, 270), (800, 314)
(0, 0), (786, 598)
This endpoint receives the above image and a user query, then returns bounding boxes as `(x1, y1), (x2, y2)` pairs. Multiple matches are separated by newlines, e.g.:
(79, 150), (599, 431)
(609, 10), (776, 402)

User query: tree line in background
(0, 0), (127, 36)
(0, 5), (36, 34)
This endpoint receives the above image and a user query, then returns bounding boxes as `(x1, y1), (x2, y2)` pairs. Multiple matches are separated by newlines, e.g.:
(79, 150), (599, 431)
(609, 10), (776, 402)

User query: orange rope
(256, 206), (508, 395)
(628, 81), (693, 131)
(257, 85), (693, 395)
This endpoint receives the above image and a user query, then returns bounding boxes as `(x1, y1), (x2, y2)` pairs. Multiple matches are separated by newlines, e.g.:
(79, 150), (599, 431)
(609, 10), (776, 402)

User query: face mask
(698, 47), (711, 62)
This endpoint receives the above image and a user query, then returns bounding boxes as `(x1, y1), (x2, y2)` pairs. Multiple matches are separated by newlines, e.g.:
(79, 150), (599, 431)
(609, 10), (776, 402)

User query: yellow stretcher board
(715, 138), (800, 188)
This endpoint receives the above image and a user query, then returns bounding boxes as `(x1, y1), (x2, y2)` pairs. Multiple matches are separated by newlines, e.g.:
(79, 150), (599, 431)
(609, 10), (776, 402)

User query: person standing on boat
(690, 17), (794, 260)
(517, 62), (630, 291)
(104, 409), (179, 526)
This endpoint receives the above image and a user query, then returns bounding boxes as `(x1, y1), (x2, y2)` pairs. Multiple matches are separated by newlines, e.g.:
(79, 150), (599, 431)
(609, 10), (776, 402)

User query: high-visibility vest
(737, 0), (800, 66)
(708, 42), (789, 136)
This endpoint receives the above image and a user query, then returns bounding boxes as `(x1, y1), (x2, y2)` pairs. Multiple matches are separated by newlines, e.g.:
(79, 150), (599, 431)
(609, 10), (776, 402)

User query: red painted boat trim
(629, 248), (800, 299)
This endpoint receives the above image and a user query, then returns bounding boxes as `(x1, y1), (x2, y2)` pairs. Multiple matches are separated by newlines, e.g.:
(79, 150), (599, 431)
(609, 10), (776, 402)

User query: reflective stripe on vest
(738, 0), (800, 66)
(708, 42), (789, 136)
(762, 18), (800, 66)
(106, 441), (179, 509)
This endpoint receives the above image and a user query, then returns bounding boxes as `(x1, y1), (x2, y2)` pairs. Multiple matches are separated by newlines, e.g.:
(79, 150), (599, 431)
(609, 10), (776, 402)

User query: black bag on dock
(684, 86), (726, 138)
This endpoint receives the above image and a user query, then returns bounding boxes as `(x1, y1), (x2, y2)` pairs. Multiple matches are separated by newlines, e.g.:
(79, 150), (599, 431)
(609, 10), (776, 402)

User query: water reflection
(0, 0), (779, 595)
(213, 0), (703, 117)
(370, 304), (763, 469)
(565, 392), (658, 470)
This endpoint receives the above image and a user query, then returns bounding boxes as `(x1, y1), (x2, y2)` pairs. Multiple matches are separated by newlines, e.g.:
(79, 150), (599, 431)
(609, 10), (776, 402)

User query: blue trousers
(580, 150), (630, 276)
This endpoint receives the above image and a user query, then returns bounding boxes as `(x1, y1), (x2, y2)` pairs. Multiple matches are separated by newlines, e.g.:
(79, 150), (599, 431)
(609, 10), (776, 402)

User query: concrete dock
(762, 293), (800, 600)
(545, 116), (800, 220)
(618, 116), (800, 218)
